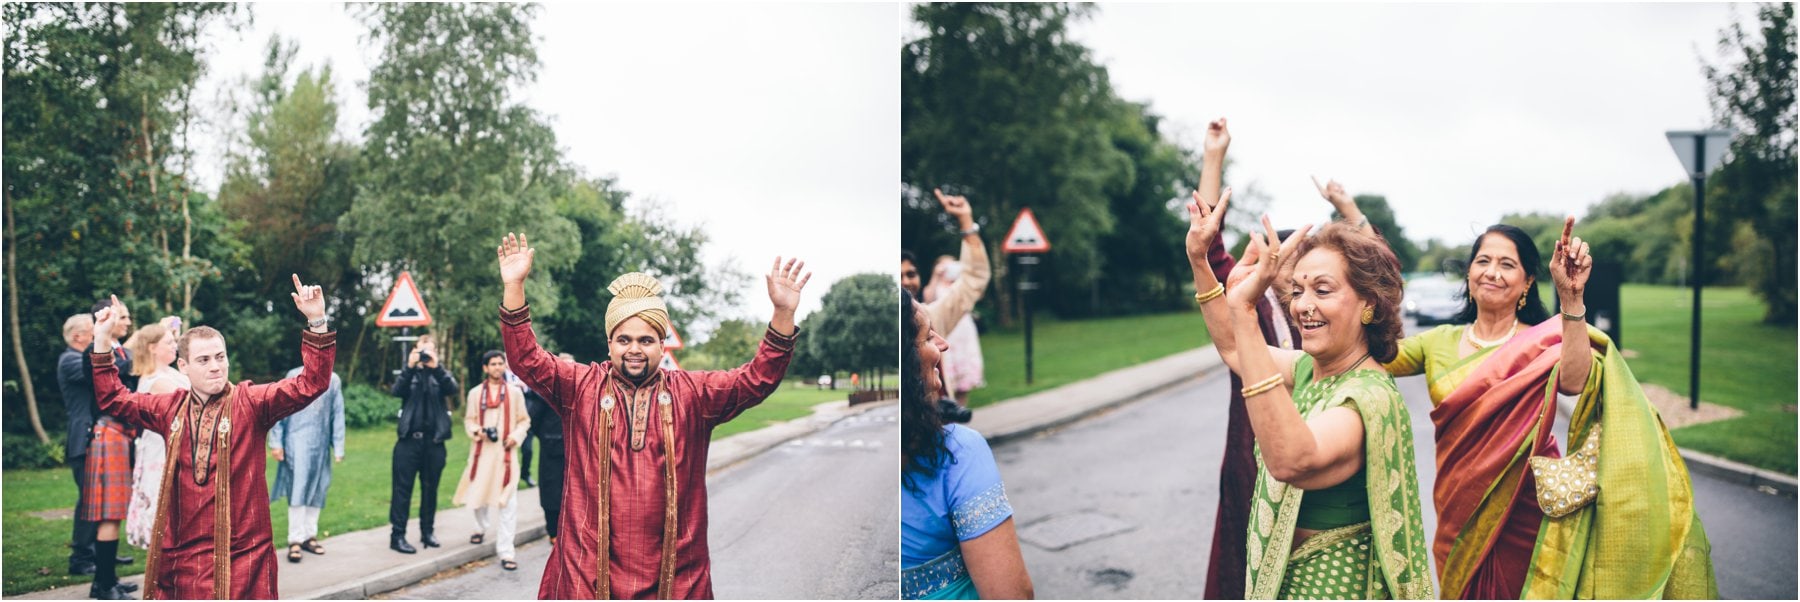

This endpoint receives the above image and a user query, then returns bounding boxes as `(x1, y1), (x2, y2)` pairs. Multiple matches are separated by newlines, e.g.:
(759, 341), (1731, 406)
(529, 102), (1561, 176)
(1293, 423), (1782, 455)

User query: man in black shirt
(388, 333), (458, 554)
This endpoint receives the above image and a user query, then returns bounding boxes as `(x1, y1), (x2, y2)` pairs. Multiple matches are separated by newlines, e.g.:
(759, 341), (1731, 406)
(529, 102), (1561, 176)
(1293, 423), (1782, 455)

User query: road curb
(973, 346), (1226, 446)
(1679, 448), (1798, 495)
(297, 520), (549, 600)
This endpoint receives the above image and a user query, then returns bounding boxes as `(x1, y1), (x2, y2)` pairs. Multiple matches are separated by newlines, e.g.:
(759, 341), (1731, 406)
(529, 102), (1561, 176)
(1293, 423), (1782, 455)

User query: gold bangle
(1241, 373), (1283, 398)
(1194, 283), (1226, 304)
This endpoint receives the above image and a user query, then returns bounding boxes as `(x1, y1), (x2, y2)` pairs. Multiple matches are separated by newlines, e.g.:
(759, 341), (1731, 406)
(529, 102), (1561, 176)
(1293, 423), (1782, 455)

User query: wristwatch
(959, 223), (981, 236)
(307, 316), (330, 330)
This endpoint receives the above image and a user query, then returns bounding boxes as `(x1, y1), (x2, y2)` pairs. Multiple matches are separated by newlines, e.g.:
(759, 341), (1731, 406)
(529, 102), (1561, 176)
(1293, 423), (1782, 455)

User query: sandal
(287, 544), (303, 563)
(470, 533), (484, 545)
(501, 559), (518, 571)
(301, 538), (325, 555)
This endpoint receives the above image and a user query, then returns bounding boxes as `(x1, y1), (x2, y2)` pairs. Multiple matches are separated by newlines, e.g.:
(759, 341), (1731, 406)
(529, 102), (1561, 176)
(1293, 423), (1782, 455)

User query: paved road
(993, 338), (1795, 599)
(385, 403), (899, 599)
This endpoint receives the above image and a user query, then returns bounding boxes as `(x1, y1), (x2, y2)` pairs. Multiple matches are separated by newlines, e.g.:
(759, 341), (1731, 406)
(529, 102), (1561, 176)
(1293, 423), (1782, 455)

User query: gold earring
(1360, 306), (1375, 325)
(1517, 292), (1528, 310)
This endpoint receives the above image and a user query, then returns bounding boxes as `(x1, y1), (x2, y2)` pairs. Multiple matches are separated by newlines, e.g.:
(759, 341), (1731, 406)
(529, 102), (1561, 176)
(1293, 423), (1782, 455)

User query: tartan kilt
(80, 420), (134, 522)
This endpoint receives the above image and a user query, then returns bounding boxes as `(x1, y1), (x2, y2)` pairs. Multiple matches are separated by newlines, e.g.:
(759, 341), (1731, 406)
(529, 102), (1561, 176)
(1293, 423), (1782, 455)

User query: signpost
(1665, 128), (1734, 410)
(377, 271), (434, 378)
(1002, 208), (1051, 385)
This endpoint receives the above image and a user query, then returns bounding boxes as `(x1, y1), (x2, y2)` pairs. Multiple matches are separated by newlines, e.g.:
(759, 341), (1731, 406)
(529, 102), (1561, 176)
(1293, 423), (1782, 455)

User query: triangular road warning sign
(1002, 207), (1051, 254)
(376, 271), (434, 327)
(659, 353), (681, 372)
(664, 322), (685, 350)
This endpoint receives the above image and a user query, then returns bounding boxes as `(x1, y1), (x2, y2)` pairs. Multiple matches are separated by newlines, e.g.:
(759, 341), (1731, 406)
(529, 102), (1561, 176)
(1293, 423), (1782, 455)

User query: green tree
(1331, 195), (1419, 274)
(806, 274), (899, 389)
(215, 36), (365, 382)
(685, 318), (765, 371)
(344, 2), (579, 381)
(903, 3), (1137, 324)
(3, 2), (242, 441)
(1703, 2), (1797, 324)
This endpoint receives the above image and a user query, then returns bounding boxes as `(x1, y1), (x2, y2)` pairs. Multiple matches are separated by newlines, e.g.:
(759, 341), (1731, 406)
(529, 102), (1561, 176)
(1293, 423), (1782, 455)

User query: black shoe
(114, 555), (134, 565)
(69, 563), (96, 576)
(115, 582), (139, 594)
(420, 532), (441, 548)
(389, 535), (417, 554)
(521, 476), (536, 488)
(88, 582), (134, 600)
(937, 399), (972, 423)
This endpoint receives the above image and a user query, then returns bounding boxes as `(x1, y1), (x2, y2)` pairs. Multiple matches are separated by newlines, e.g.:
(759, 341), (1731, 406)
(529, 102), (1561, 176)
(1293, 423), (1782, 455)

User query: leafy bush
(3, 432), (63, 469)
(343, 383), (397, 429)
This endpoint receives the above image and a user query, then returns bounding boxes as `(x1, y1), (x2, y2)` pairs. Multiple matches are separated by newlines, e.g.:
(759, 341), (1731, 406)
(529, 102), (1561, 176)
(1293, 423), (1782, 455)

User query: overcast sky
(191, 2), (898, 330)
(1066, 2), (1741, 244)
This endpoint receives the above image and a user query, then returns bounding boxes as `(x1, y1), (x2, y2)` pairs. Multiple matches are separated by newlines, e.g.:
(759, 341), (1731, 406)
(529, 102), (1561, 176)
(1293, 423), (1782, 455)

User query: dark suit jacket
(58, 345), (136, 460)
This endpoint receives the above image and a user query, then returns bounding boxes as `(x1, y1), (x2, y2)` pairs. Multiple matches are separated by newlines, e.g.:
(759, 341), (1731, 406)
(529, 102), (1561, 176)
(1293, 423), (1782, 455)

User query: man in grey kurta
(269, 367), (345, 562)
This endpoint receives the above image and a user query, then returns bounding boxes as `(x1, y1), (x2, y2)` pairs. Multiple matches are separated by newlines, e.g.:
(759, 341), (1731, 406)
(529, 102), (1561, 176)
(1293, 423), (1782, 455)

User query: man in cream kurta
(453, 350), (531, 568)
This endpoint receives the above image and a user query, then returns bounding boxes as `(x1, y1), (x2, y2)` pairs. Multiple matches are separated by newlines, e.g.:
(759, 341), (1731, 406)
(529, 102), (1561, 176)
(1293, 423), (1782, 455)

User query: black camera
(936, 399), (972, 424)
(483, 426), (500, 442)
(417, 351), (433, 365)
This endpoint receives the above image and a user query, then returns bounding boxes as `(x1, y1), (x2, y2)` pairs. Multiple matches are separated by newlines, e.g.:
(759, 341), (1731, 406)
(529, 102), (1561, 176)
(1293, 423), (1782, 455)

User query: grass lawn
(2, 379), (850, 595)
(970, 311), (1213, 408)
(1614, 285), (1796, 474)
(970, 285), (1794, 473)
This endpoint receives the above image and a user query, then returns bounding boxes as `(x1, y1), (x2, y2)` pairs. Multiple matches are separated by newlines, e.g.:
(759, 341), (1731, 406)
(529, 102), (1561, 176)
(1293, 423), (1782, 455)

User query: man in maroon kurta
(88, 277), (335, 599)
(494, 233), (811, 599)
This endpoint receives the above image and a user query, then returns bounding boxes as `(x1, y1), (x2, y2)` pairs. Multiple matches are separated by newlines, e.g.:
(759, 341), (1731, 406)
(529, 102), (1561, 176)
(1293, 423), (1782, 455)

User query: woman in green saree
(1372, 216), (1719, 599)
(1184, 175), (1433, 600)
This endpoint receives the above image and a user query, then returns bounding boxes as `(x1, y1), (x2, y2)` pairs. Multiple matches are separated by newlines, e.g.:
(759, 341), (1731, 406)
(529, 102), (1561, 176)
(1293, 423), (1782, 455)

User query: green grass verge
(2, 380), (847, 595)
(969, 311), (1213, 409)
(1615, 285), (1796, 474)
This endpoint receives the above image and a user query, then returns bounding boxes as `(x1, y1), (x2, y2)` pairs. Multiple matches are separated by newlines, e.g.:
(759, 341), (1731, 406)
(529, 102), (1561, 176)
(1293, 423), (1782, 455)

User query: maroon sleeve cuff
(500, 303), (531, 327)
(301, 329), (337, 349)
(763, 325), (799, 353)
(89, 351), (116, 368)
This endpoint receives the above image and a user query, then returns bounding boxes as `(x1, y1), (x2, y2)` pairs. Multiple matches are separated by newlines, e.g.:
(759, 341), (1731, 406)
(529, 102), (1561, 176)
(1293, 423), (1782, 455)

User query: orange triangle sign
(659, 353), (681, 372)
(664, 322), (685, 350)
(1002, 207), (1051, 254)
(375, 271), (434, 327)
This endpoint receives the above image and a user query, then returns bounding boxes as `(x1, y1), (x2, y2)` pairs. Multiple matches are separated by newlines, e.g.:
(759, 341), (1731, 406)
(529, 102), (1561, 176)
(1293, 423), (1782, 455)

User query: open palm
(497, 232), (535, 285)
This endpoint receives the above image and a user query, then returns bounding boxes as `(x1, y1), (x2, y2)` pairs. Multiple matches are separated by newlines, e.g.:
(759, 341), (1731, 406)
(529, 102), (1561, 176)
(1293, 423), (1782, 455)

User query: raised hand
(933, 188), (976, 231)
(1311, 175), (1353, 209)
(1549, 216), (1591, 305)
(1203, 117), (1231, 158)
(766, 256), (812, 314)
(498, 232), (535, 285)
(93, 295), (123, 346)
(1186, 187), (1234, 265)
(1227, 216), (1312, 308)
(291, 274), (326, 322)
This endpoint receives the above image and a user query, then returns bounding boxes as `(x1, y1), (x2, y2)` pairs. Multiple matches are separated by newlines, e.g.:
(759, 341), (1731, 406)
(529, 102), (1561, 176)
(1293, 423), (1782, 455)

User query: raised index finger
(1560, 217), (1574, 247)
(292, 273), (305, 294)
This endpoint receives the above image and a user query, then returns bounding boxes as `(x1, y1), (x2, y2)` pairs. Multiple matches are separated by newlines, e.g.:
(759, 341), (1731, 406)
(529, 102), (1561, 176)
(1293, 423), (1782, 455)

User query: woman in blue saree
(901, 292), (1033, 600)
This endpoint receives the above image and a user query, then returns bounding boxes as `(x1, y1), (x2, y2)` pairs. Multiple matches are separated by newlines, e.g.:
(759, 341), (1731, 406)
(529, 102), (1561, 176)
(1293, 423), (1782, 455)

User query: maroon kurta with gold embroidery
(92, 330), (336, 600)
(500, 304), (795, 600)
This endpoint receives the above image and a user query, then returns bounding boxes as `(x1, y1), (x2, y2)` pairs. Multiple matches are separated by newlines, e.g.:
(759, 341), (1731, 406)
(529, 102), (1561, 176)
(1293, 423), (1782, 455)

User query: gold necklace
(1464, 317), (1518, 349)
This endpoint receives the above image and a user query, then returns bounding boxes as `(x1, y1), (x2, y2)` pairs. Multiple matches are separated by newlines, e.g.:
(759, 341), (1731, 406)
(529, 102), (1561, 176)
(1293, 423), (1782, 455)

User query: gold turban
(605, 272), (670, 338)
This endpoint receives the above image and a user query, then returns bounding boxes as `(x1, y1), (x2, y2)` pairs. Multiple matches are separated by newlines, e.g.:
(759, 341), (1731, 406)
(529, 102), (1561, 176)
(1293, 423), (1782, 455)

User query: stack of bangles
(1194, 283), (1225, 304)
(1241, 373), (1283, 398)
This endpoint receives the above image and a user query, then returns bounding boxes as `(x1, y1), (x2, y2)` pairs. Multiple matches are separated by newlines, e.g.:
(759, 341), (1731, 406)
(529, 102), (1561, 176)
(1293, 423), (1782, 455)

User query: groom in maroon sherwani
(493, 233), (811, 599)
(89, 275), (335, 599)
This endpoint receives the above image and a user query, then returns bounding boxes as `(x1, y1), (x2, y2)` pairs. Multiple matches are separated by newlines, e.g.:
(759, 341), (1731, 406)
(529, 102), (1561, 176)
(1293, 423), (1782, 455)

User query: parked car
(1404, 276), (1463, 326)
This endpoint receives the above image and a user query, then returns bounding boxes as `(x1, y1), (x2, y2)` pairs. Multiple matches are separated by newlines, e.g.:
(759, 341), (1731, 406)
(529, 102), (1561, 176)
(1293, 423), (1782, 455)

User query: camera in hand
(936, 398), (972, 424)
(417, 352), (433, 365)
(483, 426), (500, 442)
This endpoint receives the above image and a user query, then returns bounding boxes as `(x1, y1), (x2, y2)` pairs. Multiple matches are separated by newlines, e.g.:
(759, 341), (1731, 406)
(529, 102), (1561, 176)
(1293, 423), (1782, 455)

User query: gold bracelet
(1194, 283), (1226, 304)
(1241, 373), (1284, 398)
